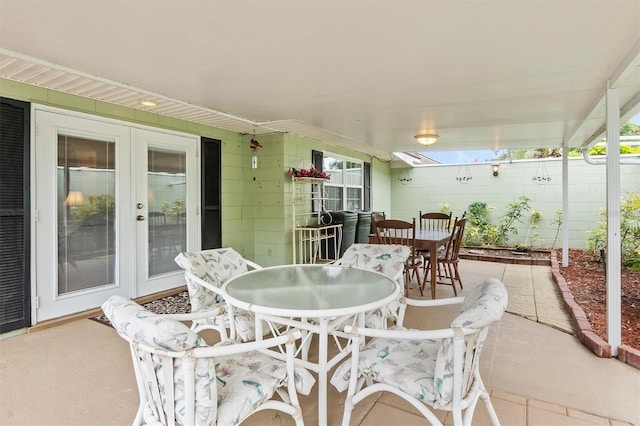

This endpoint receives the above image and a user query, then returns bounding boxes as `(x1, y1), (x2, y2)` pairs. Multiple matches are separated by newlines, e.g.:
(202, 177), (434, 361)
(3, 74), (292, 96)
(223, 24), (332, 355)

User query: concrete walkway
(502, 263), (575, 334)
(424, 258), (575, 335)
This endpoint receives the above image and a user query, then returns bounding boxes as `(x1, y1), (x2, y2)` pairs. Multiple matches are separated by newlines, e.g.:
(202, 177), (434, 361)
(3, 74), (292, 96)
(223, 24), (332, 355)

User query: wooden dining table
(369, 228), (451, 299)
(413, 229), (452, 299)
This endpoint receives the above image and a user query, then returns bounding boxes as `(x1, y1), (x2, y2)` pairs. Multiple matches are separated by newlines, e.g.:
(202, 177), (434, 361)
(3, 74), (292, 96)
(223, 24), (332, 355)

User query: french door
(132, 128), (199, 297)
(33, 107), (199, 322)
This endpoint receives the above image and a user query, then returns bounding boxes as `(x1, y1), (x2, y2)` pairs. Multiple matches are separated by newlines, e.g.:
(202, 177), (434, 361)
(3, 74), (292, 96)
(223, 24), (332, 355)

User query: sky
(424, 112), (640, 164)
(425, 150), (506, 164)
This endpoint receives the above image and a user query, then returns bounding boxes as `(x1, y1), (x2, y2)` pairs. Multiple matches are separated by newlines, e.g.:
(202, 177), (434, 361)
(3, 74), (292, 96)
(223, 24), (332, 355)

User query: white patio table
(223, 263), (400, 426)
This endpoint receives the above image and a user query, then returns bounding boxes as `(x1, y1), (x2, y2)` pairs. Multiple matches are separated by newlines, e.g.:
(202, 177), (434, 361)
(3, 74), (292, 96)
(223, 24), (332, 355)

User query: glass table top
(224, 264), (398, 313)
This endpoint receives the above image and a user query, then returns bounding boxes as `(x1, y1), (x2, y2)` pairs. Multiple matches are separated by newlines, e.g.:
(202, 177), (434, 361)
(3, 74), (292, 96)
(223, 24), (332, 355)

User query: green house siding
(0, 78), (388, 265)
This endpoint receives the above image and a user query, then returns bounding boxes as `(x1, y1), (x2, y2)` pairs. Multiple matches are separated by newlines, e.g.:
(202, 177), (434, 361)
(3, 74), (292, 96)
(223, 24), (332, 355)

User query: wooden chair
(419, 211), (453, 231)
(418, 211), (453, 277)
(373, 218), (423, 297)
(426, 217), (467, 295)
(369, 211), (386, 234)
(332, 278), (508, 426)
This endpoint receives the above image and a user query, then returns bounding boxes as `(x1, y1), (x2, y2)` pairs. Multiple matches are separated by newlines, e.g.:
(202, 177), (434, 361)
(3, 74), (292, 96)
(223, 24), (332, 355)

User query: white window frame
(322, 152), (364, 211)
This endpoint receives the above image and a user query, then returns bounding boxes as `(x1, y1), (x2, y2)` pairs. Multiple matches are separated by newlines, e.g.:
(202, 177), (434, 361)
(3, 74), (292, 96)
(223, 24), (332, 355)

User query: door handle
(136, 215), (145, 221)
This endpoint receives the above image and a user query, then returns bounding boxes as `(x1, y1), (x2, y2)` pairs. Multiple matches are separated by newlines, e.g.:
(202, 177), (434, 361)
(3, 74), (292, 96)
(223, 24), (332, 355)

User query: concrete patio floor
(0, 259), (639, 425)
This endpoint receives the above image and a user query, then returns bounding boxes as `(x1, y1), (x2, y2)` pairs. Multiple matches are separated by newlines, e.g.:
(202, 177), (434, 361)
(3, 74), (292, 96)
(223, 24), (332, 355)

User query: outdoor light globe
(415, 134), (439, 146)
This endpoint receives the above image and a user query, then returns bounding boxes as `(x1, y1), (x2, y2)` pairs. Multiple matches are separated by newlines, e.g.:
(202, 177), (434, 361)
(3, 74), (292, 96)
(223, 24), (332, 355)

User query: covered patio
(1, 258), (638, 425)
(0, 3), (639, 424)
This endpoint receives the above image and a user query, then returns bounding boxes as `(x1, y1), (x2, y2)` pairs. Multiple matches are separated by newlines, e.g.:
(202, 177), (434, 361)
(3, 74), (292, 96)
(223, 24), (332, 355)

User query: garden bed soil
(557, 249), (640, 353)
(459, 247), (551, 265)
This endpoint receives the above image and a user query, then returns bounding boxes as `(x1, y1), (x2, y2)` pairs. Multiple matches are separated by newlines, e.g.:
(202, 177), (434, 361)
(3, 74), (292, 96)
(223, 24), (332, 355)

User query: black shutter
(312, 149), (323, 171)
(0, 98), (30, 333)
(201, 137), (221, 249)
(310, 150), (324, 212)
(363, 161), (371, 211)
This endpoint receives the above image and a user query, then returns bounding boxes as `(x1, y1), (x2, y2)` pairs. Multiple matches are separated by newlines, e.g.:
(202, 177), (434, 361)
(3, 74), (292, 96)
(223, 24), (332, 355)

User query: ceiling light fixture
(415, 133), (439, 146)
(139, 99), (158, 107)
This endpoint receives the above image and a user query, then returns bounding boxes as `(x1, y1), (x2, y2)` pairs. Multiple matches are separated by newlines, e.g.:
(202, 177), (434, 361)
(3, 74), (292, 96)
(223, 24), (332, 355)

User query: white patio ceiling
(1, 0), (639, 159)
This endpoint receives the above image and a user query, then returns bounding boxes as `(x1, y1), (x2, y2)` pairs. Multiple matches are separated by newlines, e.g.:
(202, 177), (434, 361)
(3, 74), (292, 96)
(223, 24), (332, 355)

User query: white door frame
(32, 105), (200, 322)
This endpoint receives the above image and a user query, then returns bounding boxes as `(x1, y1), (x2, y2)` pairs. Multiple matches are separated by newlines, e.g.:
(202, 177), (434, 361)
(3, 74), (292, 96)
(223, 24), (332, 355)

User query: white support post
(562, 148), (569, 267)
(605, 84), (622, 356)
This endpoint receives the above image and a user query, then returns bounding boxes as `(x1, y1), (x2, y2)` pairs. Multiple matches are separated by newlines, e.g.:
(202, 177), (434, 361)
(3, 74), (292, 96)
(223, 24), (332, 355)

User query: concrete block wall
(390, 158), (640, 249)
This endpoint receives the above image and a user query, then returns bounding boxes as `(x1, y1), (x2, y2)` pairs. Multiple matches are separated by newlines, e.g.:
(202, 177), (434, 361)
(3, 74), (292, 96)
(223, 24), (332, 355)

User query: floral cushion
(102, 295), (315, 426)
(330, 326), (440, 403)
(175, 248), (248, 310)
(337, 244), (410, 328)
(215, 343), (316, 425)
(175, 248), (259, 341)
(432, 277), (508, 407)
(451, 277), (509, 328)
(337, 244), (409, 287)
(102, 295), (216, 425)
(331, 278), (508, 409)
(102, 295), (204, 351)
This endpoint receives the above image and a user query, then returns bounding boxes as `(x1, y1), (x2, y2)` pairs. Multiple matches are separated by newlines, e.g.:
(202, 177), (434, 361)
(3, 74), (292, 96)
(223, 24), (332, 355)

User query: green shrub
(586, 192), (640, 270)
(463, 196), (532, 247)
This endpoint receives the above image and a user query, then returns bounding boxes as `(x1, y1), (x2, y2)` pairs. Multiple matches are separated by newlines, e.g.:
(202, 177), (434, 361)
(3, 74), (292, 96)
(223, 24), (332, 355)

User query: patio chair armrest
(193, 329), (300, 355)
(404, 295), (465, 308)
(161, 307), (225, 323)
(185, 270), (226, 297)
(344, 324), (464, 340)
(246, 259), (263, 271)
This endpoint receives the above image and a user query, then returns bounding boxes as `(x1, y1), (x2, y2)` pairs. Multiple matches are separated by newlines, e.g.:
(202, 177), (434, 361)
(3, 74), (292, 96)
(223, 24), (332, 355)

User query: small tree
(586, 192), (640, 270)
(463, 201), (495, 246)
(517, 210), (541, 252)
(489, 196), (532, 246)
(551, 208), (563, 249)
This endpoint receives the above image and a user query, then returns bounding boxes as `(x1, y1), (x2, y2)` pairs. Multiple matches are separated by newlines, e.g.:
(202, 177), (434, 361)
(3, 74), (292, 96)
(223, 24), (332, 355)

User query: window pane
(346, 187), (362, 210)
(148, 148), (186, 276)
(324, 186), (342, 211)
(57, 134), (115, 295)
(345, 161), (362, 186)
(324, 156), (343, 184)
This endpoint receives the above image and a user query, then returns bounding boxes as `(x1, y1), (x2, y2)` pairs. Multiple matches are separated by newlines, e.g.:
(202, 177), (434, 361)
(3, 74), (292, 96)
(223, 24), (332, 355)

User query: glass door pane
(148, 148), (186, 276)
(133, 127), (198, 297)
(57, 135), (115, 295)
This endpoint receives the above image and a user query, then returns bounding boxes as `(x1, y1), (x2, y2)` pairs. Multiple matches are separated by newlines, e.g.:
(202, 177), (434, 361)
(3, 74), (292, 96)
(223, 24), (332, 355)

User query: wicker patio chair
(331, 277), (508, 426)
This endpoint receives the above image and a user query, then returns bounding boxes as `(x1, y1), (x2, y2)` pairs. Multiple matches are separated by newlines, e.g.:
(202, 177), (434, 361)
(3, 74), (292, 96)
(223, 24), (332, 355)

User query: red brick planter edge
(550, 250), (640, 370)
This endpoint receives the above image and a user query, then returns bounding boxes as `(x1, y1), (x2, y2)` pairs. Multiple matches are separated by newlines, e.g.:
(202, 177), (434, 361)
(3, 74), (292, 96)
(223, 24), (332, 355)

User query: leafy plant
(72, 194), (115, 221)
(551, 208), (563, 249)
(517, 209), (541, 252)
(586, 192), (640, 270)
(463, 201), (495, 246)
(489, 196), (532, 246)
(462, 197), (533, 247)
(161, 199), (186, 223)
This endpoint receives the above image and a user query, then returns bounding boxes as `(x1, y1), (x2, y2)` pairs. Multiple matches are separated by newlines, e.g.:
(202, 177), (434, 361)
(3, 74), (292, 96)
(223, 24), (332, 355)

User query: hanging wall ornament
(456, 165), (472, 183)
(397, 168), (412, 185)
(532, 161), (551, 184)
(249, 130), (262, 169)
